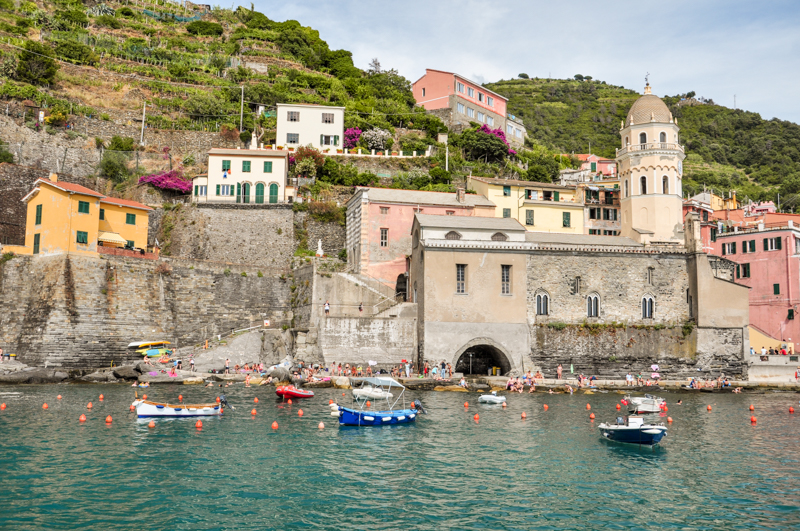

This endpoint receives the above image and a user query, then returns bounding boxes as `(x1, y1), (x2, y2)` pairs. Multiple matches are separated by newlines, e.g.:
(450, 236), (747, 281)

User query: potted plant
(323, 148), (330, 153)
(288, 147), (295, 151)
(336, 149), (343, 154)
(350, 148), (358, 154)
(392, 151), (399, 156)
(277, 145), (284, 150)
(377, 151), (384, 156)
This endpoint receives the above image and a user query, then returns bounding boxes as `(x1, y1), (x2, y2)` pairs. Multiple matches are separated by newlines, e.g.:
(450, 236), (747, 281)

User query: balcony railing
(617, 143), (684, 156)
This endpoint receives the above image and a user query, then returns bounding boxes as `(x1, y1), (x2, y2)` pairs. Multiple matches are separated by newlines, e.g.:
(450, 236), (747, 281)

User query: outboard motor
(413, 399), (426, 414)
(219, 394), (234, 411)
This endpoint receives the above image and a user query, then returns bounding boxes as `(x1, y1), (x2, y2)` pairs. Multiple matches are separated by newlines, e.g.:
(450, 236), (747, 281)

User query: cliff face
(0, 254), (291, 369)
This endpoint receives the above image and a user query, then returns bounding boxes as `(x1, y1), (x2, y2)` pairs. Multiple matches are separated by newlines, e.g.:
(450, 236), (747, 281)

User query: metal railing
(617, 143), (684, 156)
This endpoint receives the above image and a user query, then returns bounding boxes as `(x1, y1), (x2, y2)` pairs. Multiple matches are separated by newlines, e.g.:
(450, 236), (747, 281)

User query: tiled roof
(415, 213), (525, 231)
(100, 197), (153, 211)
(37, 179), (105, 198)
(208, 148), (288, 157)
(360, 187), (495, 207)
(524, 232), (642, 247)
(470, 176), (575, 191)
(627, 93), (671, 124)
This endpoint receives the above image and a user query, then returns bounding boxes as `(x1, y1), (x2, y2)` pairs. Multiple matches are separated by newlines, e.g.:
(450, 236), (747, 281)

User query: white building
(276, 103), (345, 151)
(192, 148), (290, 204)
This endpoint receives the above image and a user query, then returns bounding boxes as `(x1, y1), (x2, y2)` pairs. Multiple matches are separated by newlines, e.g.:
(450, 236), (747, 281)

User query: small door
(269, 183), (278, 204)
(255, 183), (265, 204)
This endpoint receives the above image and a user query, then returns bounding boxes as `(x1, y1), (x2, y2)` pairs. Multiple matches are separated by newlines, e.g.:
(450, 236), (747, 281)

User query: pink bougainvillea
(138, 168), (192, 193)
(344, 128), (362, 149)
(478, 124), (516, 155)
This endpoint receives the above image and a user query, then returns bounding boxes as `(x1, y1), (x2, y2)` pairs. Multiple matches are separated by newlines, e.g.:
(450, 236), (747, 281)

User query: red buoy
(707, 405), (712, 411)
(329, 399), (333, 405)
(667, 417), (673, 423)
(586, 404), (591, 410)
(502, 402), (507, 408)
(178, 395), (183, 402)
(254, 397), (259, 404)
(130, 404), (135, 411)
(790, 407), (795, 414)
(99, 394), (104, 401)
(271, 421), (279, 429)
(105, 415), (112, 423)
(318, 422), (325, 429)
(251, 409), (257, 415)
(148, 421), (155, 428)
(195, 420), (203, 429)
(589, 413), (595, 420)
(57, 395), (62, 400)
(42, 403), (48, 410)
(79, 414), (86, 422)
(464, 402), (469, 408)
(342, 392), (345, 396)
(521, 412), (527, 419)
(473, 414), (480, 421)
(543, 404), (549, 411)
(142, 394), (147, 400)
(87, 402), (93, 409)
(663, 406), (668, 412)
(616, 404), (621, 410)
(366, 401), (371, 408)
(216, 397), (221, 403)
(0, 403), (5, 410)
(298, 409), (304, 417)
(751, 416), (757, 423)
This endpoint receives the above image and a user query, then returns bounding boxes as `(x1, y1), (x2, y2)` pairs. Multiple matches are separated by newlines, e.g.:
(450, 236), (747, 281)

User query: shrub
(118, 7), (135, 18)
(344, 127), (361, 149)
(138, 169), (192, 193)
(361, 128), (391, 150)
(241, 271), (247, 277)
(338, 248), (347, 261)
(546, 322), (568, 330)
(100, 113), (110, 121)
(55, 41), (99, 66)
(17, 40), (59, 86)
(257, 271), (263, 278)
(95, 15), (122, 29)
(108, 136), (135, 151)
(223, 268), (231, 276)
(239, 130), (251, 143)
(98, 152), (130, 182)
(220, 124), (239, 142)
(186, 21), (223, 36)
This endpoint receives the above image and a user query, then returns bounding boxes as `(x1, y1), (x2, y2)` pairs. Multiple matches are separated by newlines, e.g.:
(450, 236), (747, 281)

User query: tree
(574, 74), (584, 81)
(518, 73), (529, 79)
(456, 128), (509, 163)
(186, 21), (223, 36)
(17, 40), (58, 86)
(55, 41), (99, 66)
(368, 57), (381, 74)
(107, 136), (135, 151)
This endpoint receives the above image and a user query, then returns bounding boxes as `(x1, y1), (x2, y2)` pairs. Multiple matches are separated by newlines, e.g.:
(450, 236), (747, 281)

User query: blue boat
(598, 415), (668, 446)
(331, 377), (425, 427)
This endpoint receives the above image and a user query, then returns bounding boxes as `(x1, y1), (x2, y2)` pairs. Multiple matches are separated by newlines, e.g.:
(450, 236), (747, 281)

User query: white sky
(253, 0), (800, 123)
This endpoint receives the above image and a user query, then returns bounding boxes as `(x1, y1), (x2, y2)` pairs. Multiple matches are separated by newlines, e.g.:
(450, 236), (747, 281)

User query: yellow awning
(98, 231), (128, 245)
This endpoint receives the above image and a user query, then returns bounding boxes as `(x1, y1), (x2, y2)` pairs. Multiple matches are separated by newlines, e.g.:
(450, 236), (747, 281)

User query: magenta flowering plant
(508, 148), (517, 156)
(344, 128), (362, 149)
(138, 168), (192, 193)
(478, 124), (509, 145)
(288, 154), (296, 167)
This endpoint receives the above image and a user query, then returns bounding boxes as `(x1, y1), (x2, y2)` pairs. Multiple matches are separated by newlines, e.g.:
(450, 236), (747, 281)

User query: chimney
(456, 187), (465, 204)
(49, 172), (58, 182)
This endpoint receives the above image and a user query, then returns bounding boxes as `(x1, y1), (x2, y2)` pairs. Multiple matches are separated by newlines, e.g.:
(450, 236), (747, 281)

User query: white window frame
(380, 228), (388, 247)
(486, 116), (494, 126)
(287, 133), (299, 144)
(467, 87), (474, 97)
(487, 96), (494, 107)
(456, 264), (466, 294)
(287, 111), (300, 122)
(587, 294), (599, 317)
(322, 113), (334, 124)
(467, 107), (474, 118)
(477, 111), (484, 122)
(642, 295), (654, 319)
(457, 102), (465, 114)
(501, 265), (511, 295)
(457, 82), (465, 93)
(478, 93), (484, 102)
(197, 185), (207, 196)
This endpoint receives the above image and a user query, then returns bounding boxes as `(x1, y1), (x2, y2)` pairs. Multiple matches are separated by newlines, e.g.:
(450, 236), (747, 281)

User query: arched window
(624, 179), (629, 198)
(639, 132), (647, 144)
(662, 176), (669, 194)
(659, 131), (667, 143)
(625, 136), (629, 146)
(445, 231), (462, 240)
(640, 176), (647, 195)
(255, 183), (265, 204)
(491, 232), (508, 241)
(642, 295), (654, 319)
(587, 294), (599, 318)
(269, 183), (279, 203)
(536, 293), (549, 315)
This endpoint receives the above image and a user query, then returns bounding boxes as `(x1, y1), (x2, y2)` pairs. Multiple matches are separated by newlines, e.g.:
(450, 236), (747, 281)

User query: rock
(333, 376), (351, 389)
(268, 367), (292, 383)
(113, 366), (140, 380)
(467, 383), (490, 392)
(434, 385), (469, 392)
(304, 380), (333, 388)
(261, 330), (290, 366)
(0, 369), (67, 384)
(82, 370), (116, 382)
(182, 377), (205, 385)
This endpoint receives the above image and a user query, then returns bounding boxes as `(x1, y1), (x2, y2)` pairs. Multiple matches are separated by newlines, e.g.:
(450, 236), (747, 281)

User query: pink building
(711, 220), (800, 344)
(411, 69), (526, 146)
(345, 187), (495, 298)
(682, 198), (715, 252)
(571, 154), (617, 177)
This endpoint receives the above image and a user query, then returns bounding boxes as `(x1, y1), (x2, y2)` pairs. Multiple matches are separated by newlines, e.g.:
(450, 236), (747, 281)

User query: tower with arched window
(617, 83), (685, 244)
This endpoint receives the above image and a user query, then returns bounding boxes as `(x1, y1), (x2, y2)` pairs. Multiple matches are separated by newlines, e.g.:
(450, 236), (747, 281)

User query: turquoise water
(1, 385), (800, 530)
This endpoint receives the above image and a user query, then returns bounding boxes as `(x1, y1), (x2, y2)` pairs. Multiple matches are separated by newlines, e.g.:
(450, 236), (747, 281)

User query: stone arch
(453, 337), (513, 376)
(395, 273), (407, 301)
(639, 132), (647, 144)
(659, 131), (667, 143)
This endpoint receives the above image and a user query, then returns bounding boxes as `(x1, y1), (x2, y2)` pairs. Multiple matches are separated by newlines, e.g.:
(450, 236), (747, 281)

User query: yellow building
(467, 176), (584, 234)
(8, 174), (152, 256)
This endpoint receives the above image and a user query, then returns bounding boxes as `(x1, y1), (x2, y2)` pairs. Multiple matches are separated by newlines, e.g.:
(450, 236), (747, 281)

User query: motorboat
(624, 394), (666, 414)
(276, 385), (314, 399)
(352, 385), (393, 400)
(133, 395), (233, 418)
(478, 391), (507, 404)
(598, 415), (667, 446)
(332, 377), (424, 427)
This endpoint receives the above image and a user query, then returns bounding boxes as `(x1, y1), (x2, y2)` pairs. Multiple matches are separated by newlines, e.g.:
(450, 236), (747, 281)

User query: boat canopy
(352, 377), (405, 389)
(127, 340), (172, 348)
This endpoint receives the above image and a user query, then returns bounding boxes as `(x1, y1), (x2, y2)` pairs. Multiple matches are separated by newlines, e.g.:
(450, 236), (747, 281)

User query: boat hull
(352, 387), (393, 400)
(598, 425), (667, 445)
(336, 406), (417, 426)
(134, 400), (222, 418)
(478, 395), (506, 404)
(276, 386), (315, 399)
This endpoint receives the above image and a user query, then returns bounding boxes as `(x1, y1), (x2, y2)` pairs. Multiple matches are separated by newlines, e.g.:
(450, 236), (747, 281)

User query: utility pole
(139, 102), (146, 146)
(239, 85), (244, 132)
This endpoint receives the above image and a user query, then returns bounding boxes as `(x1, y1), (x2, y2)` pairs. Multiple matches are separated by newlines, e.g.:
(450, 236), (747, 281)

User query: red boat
(276, 385), (314, 399)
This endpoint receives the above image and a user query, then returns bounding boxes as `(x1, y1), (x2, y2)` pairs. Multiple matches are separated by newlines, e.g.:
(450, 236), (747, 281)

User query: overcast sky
(253, 0), (800, 123)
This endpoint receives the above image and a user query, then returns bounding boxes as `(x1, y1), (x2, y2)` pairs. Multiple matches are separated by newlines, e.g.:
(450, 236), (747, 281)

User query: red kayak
(276, 385), (314, 399)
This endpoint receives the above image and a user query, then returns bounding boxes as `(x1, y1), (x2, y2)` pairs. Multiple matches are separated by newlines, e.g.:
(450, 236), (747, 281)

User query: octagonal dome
(627, 93), (671, 125)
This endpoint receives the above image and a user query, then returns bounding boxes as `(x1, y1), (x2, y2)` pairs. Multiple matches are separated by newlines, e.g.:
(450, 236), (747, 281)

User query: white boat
(352, 385), (394, 400)
(625, 394), (665, 414)
(599, 415), (668, 445)
(133, 396), (233, 418)
(478, 391), (506, 404)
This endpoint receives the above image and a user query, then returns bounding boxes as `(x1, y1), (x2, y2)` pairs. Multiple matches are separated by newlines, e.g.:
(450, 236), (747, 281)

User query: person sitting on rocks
(534, 371), (543, 382)
(528, 379), (536, 393)
(459, 377), (467, 388)
(514, 378), (524, 393)
(259, 376), (273, 386)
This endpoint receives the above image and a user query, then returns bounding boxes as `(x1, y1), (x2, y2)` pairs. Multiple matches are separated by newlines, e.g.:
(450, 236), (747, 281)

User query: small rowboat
(478, 391), (506, 404)
(133, 395), (233, 418)
(276, 385), (314, 399)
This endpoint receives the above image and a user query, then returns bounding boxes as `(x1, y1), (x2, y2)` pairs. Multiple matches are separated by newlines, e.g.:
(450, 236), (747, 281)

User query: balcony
(617, 143), (684, 156)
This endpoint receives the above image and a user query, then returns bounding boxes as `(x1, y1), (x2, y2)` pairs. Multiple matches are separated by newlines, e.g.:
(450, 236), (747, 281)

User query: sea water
(1, 384), (800, 530)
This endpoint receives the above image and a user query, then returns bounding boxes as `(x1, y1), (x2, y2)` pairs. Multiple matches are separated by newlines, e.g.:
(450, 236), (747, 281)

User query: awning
(98, 231), (128, 245)
(587, 186), (599, 191)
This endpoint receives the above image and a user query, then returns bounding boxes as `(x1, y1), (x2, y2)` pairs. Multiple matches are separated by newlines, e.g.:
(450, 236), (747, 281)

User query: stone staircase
(337, 272), (399, 316)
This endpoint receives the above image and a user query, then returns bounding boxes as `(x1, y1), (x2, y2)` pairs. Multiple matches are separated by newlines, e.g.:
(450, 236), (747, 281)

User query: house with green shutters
(192, 148), (291, 204)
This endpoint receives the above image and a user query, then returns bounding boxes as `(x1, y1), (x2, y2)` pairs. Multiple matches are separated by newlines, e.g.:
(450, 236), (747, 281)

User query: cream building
(617, 83), (686, 244)
(276, 103), (345, 151)
(193, 148), (290, 204)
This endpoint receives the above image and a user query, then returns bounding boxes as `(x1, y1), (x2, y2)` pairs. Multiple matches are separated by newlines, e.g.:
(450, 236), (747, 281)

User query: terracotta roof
(100, 197), (153, 211)
(355, 187), (495, 207)
(414, 213), (525, 231)
(208, 148), (288, 157)
(627, 93), (672, 124)
(525, 232), (642, 247)
(35, 179), (105, 198)
(470, 176), (575, 191)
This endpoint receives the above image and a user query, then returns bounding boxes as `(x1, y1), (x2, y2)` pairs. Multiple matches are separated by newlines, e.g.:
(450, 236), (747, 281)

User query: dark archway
(395, 273), (407, 302)
(455, 343), (512, 376)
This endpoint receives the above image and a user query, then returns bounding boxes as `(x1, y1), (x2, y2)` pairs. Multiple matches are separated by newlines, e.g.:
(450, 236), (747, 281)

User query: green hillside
(486, 77), (800, 205)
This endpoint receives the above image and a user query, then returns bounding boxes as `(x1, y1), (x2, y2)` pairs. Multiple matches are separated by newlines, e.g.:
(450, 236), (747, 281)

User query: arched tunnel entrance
(455, 343), (512, 376)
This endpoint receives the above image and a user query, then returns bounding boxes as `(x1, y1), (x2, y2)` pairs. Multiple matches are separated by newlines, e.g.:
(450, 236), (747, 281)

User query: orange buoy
(543, 404), (549, 411)
(667, 417), (673, 423)
(251, 408), (257, 415)
(105, 415), (112, 423)
(195, 420), (203, 429)
(749, 405), (754, 411)
(589, 413), (595, 420)
(521, 412), (527, 419)
(366, 401), (371, 408)
(616, 404), (621, 410)
(298, 409), (304, 417)
(473, 413), (479, 421)
(318, 422), (325, 429)
(750, 416), (757, 423)
(254, 397), (259, 404)
(216, 397), (220, 403)
(0, 403), (5, 410)
(87, 402), (93, 409)
(57, 395), (62, 400)
(42, 403), (48, 410)
(99, 394), (104, 401)
(129, 404), (135, 411)
(148, 421), (155, 428)
(411, 402), (416, 409)
(329, 399), (333, 405)
(271, 421), (279, 429)
(663, 406), (668, 412)
(342, 392), (345, 396)
(790, 407), (795, 413)
(178, 395), (183, 402)
(586, 404), (591, 410)
(79, 414), (86, 422)
(142, 394), (147, 400)
(707, 405), (712, 411)
(502, 402), (507, 408)
(464, 402), (469, 408)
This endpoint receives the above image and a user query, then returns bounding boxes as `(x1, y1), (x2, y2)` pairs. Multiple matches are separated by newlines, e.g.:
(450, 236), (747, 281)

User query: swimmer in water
(676, 400), (682, 405)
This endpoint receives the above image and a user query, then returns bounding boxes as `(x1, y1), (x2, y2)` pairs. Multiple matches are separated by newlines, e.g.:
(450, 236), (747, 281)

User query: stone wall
(295, 211), (345, 258)
(0, 253), (291, 369)
(318, 316), (417, 369)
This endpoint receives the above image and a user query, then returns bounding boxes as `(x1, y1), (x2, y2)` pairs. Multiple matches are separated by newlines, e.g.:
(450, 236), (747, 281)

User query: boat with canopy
(331, 377), (425, 427)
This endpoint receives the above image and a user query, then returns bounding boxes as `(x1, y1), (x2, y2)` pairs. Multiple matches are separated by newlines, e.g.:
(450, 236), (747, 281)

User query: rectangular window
(197, 185), (207, 196)
(322, 113), (334, 124)
(287, 111), (300, 122)
(467, 87), (474, 97)
(501, 265), (511, 295)
(711, 228), (717, 242)
(380, 228), (388, 247)
(380, 207), (389, 214)
(216, 184), (221, 196)
(543, 191), (553, 201)
(422, 88), (425, 97)
(722, 242), (736, 255)
(456, 264), (466, 294)
(486, 116), (494, 126)
(457, 82), (465, 93)
(35, 204), (42, 225)
(487, 96), (494, 107)
(100, 207), (105, 219)
(526, 210), (534, 226)
(742, 263), (751, 278)
(526, 189), (538, 200)
(589, 208), (598, 220)
(287, 133), (299, 144)
(750, 240), (756, 252)
(242, 161), (251, 172)
(516, 129), (522, 138)
(563, 212), (571, 227)
(764, 237), (781, 251)
(446, 210), (455, 216)
(774, 283), (781, 295)
(502, 208), (511, 218)
(554, 191), (560, 202)
(125, 213), (136, 225)
(76, 231), (88, 244)
(478, 92), (484, 102)
(33, 233), (40, 254)
(591, 162), (597, 172)
(457, 102), (465, 114)
(220, 185), (232, 196)
(507, 125), (513, 134)
(264, 161), (273, 173)
(736, 264), (740, 279)
(503, 186), (511, 197)
(78, 201), (90, 214)
(477, 112), (484, 122)
(222, 160), (231, 171)
(126, 240), (135, 248)
(467, 108), (474, 118)
(703, 211), (709, 222)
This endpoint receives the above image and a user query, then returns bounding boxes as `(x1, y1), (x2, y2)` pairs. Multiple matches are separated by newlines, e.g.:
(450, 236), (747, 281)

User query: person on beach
(447, 363), (452, 378)
(459, 377), (467, 388)
(424, 362), (429, 378)
(528, 379), (536, 393)
(750, 347), (755, 356)
(557, 364), (563, 380)
(761, 346), (767, 356)
(190, 358), (195, 372)
(534, 370), (543, 382)
(506, 377), (514, 390)
(405, 361), (411, 378)
(441, 360), (446, 378)
(245, 374), (251, 387)
(225, 359), (230, 375)
(431, 365), (438, 379)
(626, 372), (633, 386)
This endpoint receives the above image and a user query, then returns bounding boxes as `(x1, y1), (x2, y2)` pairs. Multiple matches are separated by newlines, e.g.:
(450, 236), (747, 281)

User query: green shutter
(194, 186), (198, 196)
(789, 309), (795, 320)
(126, 213), (136, 225)
(776, 237), (782, 250)
(526, 210), (533, 226)
(33, 233), (40, 254)
(35, 204), (42, 225)
(563, 212), (570, 227)
(764, 238), (769, 251)
(76, 231), (88, 244)
(264, 161), (273, 173)
(736, 265), (740, 278)
(230, 186), (234, 196)
(591, 162), (597, 172)
(320, 134), (323, 146)
(334, 135), (339, 146)
(99, 208), (105, 220)
(503, 208), (511, 218)
(503, 186), (510, 196)
(554, 191), (560, 201)
(78, 201), (89, 214)
(216, 184), (221, 196)
(750, 240), (755, 252)
(731, 242), (736, 254)
(242, 161), (251, 172)
(774, 283), (780, 295)
(722, 244), (726, 256)
(222, 160), (231, 171)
